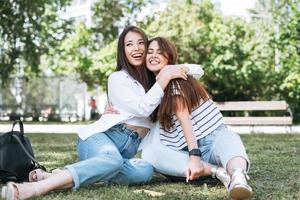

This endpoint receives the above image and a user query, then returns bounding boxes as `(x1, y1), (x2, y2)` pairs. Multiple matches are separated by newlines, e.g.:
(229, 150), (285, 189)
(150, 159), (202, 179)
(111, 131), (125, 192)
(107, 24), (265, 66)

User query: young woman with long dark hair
(141, 37), (253, 199)
(1, 26), (203, 200)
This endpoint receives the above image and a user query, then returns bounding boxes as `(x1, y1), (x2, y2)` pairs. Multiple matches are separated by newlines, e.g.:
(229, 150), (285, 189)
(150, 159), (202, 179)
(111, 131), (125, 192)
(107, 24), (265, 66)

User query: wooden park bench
(216, 101), (293, 125)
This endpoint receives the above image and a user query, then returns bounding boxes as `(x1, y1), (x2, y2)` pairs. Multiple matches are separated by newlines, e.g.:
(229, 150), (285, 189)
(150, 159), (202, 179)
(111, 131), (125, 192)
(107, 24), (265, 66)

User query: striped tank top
(159, 99), (224, 150)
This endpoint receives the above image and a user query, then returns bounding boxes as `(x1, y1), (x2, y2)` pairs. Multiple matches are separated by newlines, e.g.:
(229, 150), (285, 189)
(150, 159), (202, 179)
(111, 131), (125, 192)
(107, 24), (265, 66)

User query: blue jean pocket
(121, 134), (141, 159)
(104, 124), (141, 159)
(106, 131), (129, 150)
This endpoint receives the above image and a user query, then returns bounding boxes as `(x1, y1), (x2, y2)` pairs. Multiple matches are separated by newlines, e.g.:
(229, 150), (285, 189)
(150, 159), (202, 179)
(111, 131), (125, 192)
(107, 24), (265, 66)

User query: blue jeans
(65, 124), (154, 190)
(197, 124), (250, 170)
(142, 123), (250, 177)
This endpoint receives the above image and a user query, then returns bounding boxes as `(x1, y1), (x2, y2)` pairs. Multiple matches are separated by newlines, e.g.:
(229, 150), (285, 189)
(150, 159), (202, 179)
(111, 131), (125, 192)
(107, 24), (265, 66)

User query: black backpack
(0, 120), (46, 183)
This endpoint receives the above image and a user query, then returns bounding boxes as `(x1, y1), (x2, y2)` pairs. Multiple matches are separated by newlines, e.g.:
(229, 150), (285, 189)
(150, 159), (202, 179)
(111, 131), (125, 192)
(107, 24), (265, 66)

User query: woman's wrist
(179, 64), (189, 73)
(190, 155), (202, 162)
(157, 70), (171, 81)
(156, 72), (171, 90)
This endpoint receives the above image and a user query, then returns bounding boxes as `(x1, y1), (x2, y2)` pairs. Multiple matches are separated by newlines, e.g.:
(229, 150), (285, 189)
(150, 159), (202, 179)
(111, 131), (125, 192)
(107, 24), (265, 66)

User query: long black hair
(116, 26), (151, 91)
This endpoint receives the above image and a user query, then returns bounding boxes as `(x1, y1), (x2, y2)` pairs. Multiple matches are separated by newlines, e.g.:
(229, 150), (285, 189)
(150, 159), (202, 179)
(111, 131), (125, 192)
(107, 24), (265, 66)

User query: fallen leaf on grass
(133, 189), (165, 197)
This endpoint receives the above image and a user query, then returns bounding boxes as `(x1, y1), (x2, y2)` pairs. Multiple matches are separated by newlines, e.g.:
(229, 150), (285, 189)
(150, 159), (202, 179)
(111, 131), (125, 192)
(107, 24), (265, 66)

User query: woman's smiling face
(146, 40), (169, 74)
(124, 31), (145, 67)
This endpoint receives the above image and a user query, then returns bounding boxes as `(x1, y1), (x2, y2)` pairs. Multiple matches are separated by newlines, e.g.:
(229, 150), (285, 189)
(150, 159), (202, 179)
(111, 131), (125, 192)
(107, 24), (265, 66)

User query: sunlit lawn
(16, 134), (300, 199)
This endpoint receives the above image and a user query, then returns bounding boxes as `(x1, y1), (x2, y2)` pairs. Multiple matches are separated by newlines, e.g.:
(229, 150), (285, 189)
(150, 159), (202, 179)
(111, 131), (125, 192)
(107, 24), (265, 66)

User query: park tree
(12, 0), (296, 121)
(91, 0), (151, 47)
(91, 0), (123, 47)
(144, 0), (277, 100)
(250, 0), (300, 121)
(273, 1), (300, 121)
(42, 23), (95, 86)
(47, 0), (152, 88)
(0, 0), (72, 84)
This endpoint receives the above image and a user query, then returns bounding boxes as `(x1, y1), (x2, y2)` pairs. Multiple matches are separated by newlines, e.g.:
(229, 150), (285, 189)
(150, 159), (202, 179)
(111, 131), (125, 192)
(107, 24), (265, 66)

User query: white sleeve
(185, 64), (204, 78)
(108, 72), (164, 118)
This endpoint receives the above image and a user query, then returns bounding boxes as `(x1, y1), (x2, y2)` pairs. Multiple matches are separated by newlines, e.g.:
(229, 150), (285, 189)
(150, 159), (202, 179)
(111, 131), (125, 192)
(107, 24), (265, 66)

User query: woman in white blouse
(1, 26), (200, 200)
(141, 37), (253, 199)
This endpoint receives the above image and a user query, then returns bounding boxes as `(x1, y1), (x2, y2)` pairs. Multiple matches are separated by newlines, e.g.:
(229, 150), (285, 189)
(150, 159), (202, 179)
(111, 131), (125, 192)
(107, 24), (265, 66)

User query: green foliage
(0, 0), (72, 83)
(45, 0), (151, 89)
(142, 0), (299, 121)
(91, 0), (151, 46)
(72, 0), (298, 121)
(274, 1), (300, 120)
(91, 40), (117, 89)
(91, 0), (123, 45)
(249, 0), (300, 121)
(45, 22), (117, 89)
(145, 0), (277, 101)
(2, 0), (298, 121)
(43, 23), (95, 86)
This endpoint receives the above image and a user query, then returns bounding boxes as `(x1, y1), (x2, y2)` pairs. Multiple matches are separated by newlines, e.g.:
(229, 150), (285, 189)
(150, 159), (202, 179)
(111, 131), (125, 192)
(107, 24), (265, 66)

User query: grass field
(11, 134), (300, 199)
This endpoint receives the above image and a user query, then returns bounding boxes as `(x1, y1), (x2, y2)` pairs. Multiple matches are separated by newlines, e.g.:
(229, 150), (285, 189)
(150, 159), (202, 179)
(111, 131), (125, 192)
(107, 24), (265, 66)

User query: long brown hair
(149, 37), (210, 130)
(116, 26), (150, 91)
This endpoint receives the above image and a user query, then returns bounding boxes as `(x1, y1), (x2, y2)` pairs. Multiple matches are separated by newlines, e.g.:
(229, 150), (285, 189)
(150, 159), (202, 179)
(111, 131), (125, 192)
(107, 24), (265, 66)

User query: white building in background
(60, 0), (95, 27)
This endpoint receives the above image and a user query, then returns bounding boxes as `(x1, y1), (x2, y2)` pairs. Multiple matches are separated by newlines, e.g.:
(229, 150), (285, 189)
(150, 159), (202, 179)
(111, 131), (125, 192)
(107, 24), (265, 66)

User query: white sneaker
(228, 168), (253, 199)
(211, 166), (231, 189)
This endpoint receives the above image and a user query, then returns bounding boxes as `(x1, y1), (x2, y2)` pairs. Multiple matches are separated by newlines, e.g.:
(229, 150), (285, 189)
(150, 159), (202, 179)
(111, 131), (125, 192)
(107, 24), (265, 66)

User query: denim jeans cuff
(65, 165), (80, 191)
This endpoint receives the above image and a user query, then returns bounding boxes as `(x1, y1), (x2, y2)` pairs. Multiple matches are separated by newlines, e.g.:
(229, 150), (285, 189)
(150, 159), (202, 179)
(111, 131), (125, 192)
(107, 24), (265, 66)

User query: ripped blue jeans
(65, 124), (153, 190)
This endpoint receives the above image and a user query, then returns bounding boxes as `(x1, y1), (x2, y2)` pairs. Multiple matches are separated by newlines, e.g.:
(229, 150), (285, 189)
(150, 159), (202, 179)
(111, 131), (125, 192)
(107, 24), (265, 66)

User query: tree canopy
(0, 0), (299, 121)
(0, 0), (71, 82)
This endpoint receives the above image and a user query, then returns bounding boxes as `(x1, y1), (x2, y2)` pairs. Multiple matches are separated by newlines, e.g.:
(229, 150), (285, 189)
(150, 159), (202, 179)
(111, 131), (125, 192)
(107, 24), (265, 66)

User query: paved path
(0, 123), (300, 134)
(0, 124), (84, 134)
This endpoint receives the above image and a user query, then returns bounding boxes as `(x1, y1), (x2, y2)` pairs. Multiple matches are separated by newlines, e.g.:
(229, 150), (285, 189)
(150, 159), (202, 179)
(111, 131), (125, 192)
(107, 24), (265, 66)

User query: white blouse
(78, 64), (204, 140)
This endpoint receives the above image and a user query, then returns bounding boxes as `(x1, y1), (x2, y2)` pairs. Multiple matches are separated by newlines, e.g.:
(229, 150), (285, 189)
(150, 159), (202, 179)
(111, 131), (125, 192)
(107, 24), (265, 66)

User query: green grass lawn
(16, 134), (300, 199)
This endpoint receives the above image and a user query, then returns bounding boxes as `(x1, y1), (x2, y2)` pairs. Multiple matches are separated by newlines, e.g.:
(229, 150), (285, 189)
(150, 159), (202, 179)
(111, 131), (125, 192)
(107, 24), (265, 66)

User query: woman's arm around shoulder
(183, 64), (204, 78)
(107, 71), (164, 118)
(108, 68), (189, 118)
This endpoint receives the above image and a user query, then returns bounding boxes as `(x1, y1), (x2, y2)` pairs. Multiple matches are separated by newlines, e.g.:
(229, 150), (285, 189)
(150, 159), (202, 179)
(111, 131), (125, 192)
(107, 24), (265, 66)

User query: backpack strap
(11, 120), (24, 135)
(12, 134), (47, 171)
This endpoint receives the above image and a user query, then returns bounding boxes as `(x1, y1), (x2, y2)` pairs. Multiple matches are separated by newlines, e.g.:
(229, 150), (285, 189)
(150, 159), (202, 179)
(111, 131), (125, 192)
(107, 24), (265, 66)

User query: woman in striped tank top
(141, 37), (253, 199)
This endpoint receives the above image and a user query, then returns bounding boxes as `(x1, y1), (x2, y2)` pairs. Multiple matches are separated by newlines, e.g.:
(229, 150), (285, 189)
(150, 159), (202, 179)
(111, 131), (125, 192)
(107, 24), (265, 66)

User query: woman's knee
(139, 163), (154, 182)
(94, 152), (123, 172)
(131, 159), (154, 183)
(212, 128), (250, 169)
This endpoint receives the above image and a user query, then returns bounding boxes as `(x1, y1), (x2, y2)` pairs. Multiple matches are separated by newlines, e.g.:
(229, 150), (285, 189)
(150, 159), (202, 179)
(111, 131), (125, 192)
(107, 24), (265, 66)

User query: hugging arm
(108, 67), (187, 118)
(106, 64), (204, 115)
(108, 73), (163, 117)
(181, 64), (204, 78)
